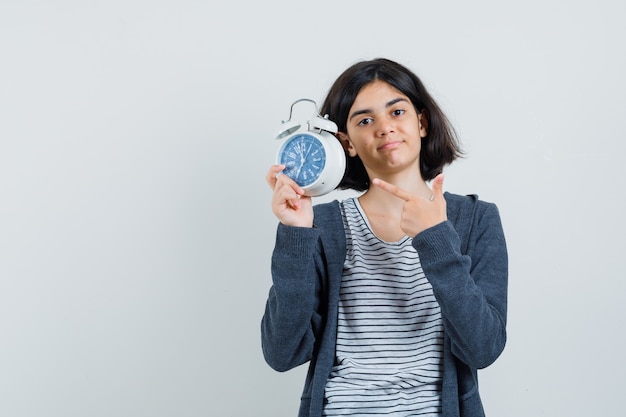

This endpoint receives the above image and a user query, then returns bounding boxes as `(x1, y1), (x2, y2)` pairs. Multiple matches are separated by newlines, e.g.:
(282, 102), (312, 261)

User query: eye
(357, 117), (373, 127)
(391, 108), (405, 117)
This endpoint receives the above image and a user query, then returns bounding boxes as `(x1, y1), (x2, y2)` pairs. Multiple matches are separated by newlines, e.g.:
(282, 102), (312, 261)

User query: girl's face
(339, 80), (428, 178)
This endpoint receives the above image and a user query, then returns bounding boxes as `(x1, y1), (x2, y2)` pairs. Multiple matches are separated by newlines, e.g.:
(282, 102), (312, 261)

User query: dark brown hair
(320, 58), (463, 191)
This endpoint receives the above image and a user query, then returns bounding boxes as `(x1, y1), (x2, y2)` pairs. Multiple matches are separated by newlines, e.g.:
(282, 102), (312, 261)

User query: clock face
(279, 133), (326, 187)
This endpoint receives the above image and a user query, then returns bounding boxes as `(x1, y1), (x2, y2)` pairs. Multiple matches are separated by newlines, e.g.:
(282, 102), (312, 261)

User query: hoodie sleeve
(260, 223), (326, 372)
(412, 201), (508, 369)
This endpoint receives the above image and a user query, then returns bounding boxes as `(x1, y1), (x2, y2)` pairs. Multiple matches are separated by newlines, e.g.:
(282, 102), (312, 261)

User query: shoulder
(443, 192), (503, 247)
(444, 191), (500, 219)
(313, 200), (342, 229)
(312, 199), (347, 260)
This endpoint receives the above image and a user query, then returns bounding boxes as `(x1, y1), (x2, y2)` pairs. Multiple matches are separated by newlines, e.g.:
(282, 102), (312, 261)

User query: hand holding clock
(266, 164), (314, 228)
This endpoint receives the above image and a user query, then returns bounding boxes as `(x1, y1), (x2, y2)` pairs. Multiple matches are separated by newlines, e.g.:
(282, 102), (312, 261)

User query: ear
(337, 132), (358, 157)
(418, 112), (428, 138)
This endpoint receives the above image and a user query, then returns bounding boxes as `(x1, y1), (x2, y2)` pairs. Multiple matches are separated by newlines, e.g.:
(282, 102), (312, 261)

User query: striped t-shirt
(323, 198), (444, 416)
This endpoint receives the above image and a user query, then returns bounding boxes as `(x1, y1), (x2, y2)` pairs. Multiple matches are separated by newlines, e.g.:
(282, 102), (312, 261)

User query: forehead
(350, 80), (410, 111)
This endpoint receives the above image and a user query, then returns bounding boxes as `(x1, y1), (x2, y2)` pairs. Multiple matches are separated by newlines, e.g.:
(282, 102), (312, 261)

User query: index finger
(371, 178), (412, 202)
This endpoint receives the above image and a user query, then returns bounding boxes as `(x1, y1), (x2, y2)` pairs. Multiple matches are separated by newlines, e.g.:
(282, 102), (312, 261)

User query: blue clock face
(279, 133), (326, 187)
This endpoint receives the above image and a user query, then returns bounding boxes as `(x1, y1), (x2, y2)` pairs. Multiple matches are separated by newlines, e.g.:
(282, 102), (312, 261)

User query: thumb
(432, 173), (445, 197)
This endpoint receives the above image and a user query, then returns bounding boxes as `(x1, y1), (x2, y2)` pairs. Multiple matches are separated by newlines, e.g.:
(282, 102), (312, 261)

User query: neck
(360, 170), (432, 214)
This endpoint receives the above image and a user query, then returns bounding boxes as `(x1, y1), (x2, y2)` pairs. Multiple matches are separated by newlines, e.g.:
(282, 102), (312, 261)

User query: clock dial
(279, 133), (326, 187)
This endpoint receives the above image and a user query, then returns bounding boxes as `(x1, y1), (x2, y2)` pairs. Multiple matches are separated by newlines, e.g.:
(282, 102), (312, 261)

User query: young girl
(262, 58), (508, 417)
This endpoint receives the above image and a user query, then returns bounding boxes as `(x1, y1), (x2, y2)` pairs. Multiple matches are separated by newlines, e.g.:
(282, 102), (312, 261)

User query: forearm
(413, 213), (508, 369)
(261, 224), (322, 372)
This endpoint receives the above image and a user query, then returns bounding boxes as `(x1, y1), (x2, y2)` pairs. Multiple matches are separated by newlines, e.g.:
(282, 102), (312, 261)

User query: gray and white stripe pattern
(323, 198), (443, 416)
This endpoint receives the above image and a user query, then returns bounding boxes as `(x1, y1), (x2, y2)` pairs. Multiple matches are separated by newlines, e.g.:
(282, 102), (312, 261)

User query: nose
(376, 117), (395, 137)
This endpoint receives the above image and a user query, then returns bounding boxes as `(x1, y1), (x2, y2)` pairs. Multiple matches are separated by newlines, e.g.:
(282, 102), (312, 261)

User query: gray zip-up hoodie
(261, 193), (508, 417)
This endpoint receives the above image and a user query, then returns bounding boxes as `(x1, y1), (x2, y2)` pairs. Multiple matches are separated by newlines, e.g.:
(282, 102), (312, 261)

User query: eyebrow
(348, 97), (409, 122)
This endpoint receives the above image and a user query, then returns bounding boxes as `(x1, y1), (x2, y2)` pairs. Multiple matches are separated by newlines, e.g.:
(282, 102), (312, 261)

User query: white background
(1, 1), (625, 416)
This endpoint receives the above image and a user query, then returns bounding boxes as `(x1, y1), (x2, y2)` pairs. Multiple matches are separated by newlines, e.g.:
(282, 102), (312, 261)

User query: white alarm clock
(275, 98), (346, 197)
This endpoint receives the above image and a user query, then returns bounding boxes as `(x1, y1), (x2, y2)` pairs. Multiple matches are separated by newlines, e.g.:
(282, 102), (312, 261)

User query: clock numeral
(280, 134), (327, 187)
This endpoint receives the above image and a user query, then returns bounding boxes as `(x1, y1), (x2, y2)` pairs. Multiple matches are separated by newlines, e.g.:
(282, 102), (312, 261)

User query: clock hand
(294, 142), (313, 180)
(303, 143), (313, 162)
(293, 141), (307, 179)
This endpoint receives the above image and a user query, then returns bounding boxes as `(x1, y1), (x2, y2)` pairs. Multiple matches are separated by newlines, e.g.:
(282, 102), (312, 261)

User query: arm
(412, 202), (508, 369)
(261, 223), (325, 372)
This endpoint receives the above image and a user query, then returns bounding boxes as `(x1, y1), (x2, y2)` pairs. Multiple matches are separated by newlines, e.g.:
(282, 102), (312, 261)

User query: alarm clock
(275, 98), (346, 197)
